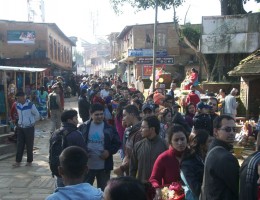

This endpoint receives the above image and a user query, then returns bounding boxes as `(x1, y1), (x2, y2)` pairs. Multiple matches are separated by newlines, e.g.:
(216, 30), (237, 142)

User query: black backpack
(49, 128), (74, 177)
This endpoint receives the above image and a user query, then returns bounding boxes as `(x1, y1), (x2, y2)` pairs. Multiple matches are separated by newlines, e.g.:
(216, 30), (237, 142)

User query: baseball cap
(197, 102), (212, 110)
(142, 103), (154, 112)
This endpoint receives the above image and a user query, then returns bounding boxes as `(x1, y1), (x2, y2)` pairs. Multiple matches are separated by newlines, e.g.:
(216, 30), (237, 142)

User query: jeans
(85, 169), (110, 191)
(16, 126), (35, 163)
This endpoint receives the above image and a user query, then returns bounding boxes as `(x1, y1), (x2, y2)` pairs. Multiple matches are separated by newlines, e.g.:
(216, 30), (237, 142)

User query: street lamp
(152, 0), (158, 90)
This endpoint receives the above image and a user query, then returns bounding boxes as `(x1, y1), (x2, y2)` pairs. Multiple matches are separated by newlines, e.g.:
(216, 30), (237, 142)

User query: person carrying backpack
(49, 109), (87, 188)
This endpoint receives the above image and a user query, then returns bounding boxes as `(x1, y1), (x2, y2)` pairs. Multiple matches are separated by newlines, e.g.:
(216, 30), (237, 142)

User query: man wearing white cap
(80, 77), (88, 92)
(224, 88), (239, 119)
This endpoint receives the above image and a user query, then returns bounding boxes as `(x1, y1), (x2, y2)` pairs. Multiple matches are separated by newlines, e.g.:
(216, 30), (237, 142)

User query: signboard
(7, 30), (36, 44)
(201, 13), (260, 54)
(143, 65), (153, 76)
(136, 57), (174, 64)
(128, 49), (167, 57)
(142, 65), (165, 76)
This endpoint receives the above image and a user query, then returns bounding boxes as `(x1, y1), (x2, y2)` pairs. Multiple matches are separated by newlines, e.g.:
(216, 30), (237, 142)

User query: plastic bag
(104, 108), (112, 120)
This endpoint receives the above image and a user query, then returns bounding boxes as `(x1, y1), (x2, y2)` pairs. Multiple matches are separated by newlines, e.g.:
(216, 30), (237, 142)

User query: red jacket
(149, 148), (181, 188)
(186, 91), (200, 106)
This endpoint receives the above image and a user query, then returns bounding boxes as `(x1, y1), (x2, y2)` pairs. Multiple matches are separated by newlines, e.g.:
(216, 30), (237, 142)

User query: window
(49, 36), (53, 59)
(145, 30), (153, 48)
(54, 39), (57, 60)
(157, 32), (166, 47)
(58, 42), (61, 61)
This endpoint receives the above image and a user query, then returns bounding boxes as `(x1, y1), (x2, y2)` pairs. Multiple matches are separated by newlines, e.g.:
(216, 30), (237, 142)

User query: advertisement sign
(7, 30), (36, 44)
(128, 49), (167, 57)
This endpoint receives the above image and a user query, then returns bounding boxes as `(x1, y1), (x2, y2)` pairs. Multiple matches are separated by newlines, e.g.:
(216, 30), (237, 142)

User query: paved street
(0, 96), (121, 200)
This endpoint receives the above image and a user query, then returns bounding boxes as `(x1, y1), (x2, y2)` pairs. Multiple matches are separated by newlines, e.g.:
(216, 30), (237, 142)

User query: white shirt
(100, 89), (109, 99)
(136, 80), (144, 93)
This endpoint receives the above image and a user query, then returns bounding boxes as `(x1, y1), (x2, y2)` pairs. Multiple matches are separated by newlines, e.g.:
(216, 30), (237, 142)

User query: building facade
(112, 22), (199, 86)
(0, 20), (75, 78)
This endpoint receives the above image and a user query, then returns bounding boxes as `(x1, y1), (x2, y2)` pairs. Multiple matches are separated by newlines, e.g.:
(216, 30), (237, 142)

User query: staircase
(0, 125), (16, 160)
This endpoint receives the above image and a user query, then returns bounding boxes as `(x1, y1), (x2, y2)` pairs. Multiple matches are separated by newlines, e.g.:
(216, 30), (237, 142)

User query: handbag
(180, 170), (198, 200)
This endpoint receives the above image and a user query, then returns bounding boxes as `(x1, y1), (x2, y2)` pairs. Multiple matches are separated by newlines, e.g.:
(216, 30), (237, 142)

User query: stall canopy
(0, 66), (46, 72)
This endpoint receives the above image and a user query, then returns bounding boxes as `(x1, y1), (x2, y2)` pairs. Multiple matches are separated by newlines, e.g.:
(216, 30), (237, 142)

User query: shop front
(0, 66), (46, 124)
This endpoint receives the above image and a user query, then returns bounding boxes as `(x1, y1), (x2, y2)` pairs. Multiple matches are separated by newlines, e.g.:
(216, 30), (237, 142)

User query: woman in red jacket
(149, 125), (188, 195)
(92, 91), (105, 105)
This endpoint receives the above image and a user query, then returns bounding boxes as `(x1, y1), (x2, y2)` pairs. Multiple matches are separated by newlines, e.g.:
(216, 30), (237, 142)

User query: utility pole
(27, 0), (45, 22)
(152, 0), (158, 90)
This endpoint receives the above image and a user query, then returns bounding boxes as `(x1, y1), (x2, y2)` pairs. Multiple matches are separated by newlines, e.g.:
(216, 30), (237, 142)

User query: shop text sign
(128, 49), (167, 57)
(136, 57), (174, 64)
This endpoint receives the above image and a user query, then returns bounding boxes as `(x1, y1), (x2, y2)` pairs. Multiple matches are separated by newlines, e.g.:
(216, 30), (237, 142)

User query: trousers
(85, 169), (110, 191)
(16, 126), (35, 163)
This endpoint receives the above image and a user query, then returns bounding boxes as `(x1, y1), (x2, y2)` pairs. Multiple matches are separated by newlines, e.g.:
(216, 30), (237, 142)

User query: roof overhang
(0, 66), (47, 72)
(118, 57), (135, 63)
(228, 49), (260, 76)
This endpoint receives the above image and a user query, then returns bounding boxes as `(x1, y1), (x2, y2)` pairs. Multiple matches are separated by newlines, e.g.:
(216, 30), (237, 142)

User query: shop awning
(118, 57), (135, 63)
(0, 66), (47, 72)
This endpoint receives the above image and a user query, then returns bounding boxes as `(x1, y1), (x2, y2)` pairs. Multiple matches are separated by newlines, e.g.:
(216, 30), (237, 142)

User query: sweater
(149, 148), (182, 188)
(130, 135), (167, 181)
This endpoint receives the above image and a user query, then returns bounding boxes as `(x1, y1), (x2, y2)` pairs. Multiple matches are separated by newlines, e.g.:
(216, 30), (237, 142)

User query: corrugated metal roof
(228, 49), (260, 76)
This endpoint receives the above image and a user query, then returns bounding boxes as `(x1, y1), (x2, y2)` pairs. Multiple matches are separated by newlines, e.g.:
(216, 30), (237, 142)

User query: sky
(0, 0), (259, 42)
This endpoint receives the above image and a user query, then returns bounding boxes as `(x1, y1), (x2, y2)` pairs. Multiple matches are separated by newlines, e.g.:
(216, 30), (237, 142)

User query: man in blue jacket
(46, 146), (103, 200)
(78, 103), (121, 191)
(12, 91), (40, 168)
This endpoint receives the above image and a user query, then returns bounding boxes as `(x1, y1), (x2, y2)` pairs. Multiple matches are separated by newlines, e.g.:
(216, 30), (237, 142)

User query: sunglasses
(219, 127), (237, 133)
(208, 102), (217, 106)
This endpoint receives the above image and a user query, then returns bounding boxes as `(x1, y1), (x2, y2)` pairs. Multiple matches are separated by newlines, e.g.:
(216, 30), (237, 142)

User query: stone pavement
(0, 96), (121, 200)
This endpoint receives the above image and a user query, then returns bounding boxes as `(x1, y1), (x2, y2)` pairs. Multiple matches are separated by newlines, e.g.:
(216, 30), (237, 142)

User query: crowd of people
(7, 73), (260, 200)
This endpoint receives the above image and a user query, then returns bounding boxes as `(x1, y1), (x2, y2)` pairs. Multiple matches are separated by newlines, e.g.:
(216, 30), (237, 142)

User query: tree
(110, 0), (260, 81)
(110, 0), (184, 14)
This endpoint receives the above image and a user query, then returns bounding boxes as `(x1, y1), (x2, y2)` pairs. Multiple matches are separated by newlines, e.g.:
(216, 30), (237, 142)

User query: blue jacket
(16, 99), (40, 127)
(78, 120), (121, 170)
(45, 183), (103, 200)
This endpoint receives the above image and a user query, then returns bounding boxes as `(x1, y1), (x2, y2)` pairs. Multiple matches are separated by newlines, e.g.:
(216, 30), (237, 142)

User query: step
(0, 152), (16, 161)
(0, 125), (11, 134)
(0, 132), (16, 143)
(0, 143), (16, 156)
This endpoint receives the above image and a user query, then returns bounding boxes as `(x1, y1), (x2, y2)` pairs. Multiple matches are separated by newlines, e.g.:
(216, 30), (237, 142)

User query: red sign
(143, 65), (153, 76)
(143, 65), (165, 76)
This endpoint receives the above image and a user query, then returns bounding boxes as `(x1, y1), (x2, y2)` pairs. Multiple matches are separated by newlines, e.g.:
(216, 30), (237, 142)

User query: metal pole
(152, 0), (158, 90)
